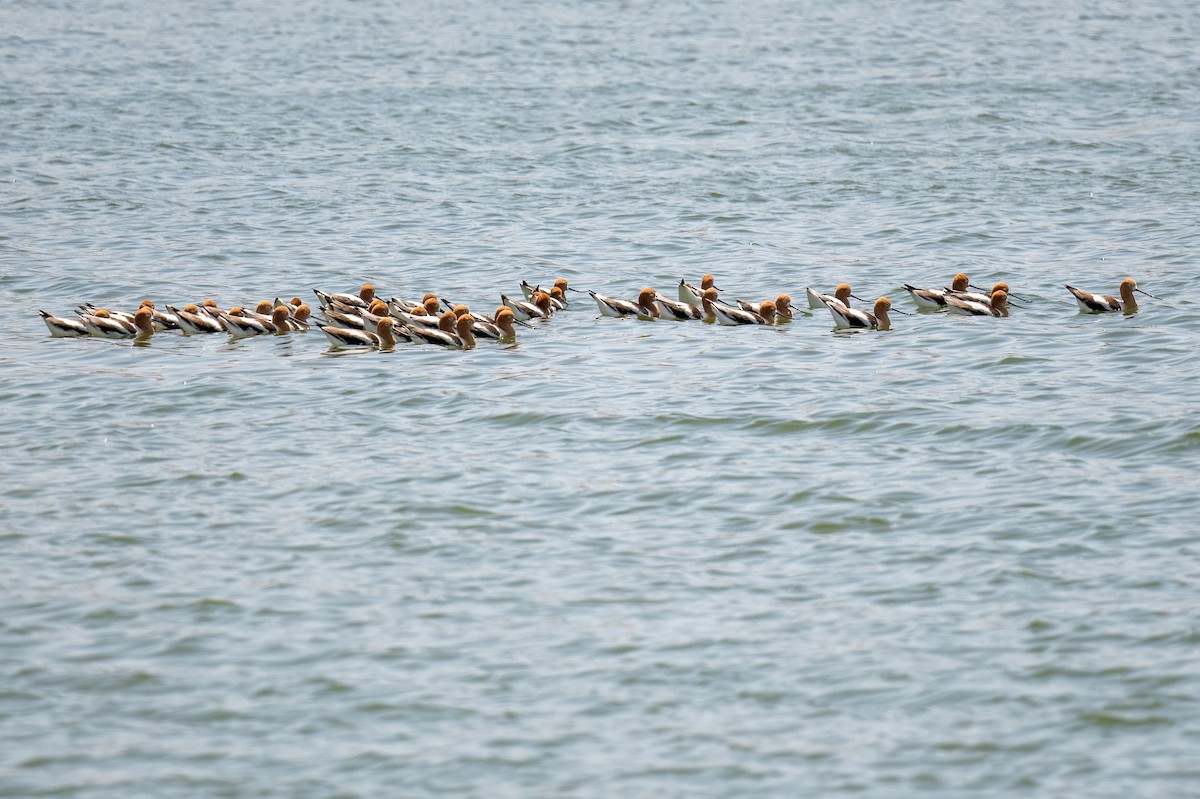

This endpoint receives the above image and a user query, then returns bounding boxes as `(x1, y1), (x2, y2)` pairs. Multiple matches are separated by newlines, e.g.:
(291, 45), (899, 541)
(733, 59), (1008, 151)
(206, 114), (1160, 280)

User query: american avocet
(825, 296), (900, 330)
(314, 284), (375, 310)
(806, 283), (864, 311)
(902, 273), (970, 309)
(737, 294), (794, 321)
(323, 305), (368, 329)
(291, 304), (312, 331)
(702, 288), (772, 325)
(653, 291), (703, 320)
(133, 301), (181, 332)
(1065, 279), (1154, 314)
(358, 300), (393, 330)
(678, 274), (720, 307)
(217, 307), (274, 337)
(588, 289), (642, 318)
(945, 290), (1009, 317)
(946, 282), (1016, 306)
(490, 307), (519, 340)
(271, 305), (307, 333)
(39, 310), (89, 337)
(167, 304), (224, 334)
(503, 291), (554, 320)
(81, 307), (156, 339)
(320, 317), (401, 349)
(523, 278), (572, 305)
(408, 313), (477, 348)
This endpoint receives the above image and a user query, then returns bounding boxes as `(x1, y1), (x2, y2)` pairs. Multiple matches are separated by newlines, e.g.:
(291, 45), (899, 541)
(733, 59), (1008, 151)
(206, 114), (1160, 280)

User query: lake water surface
(3, 0), (1200, 796)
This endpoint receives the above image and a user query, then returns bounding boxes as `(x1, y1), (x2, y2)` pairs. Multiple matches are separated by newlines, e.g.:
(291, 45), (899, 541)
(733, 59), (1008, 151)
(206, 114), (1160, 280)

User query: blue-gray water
(3, 0), (1200, 796)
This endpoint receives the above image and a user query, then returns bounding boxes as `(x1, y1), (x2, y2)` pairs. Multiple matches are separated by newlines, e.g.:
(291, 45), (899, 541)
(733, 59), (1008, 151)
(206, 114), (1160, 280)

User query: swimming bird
(502, 291), (554, 321)
(314, 284), (376, 311)
(166, 304), (225, 334)
(946, 282), (1021, 307)
(806, 283), (864, 311)
(824, 296), (900, 330)
(945, 290), (1009, 317)
(737, 294), (794, 321)
(588, 289), (644, 318)
(39, 310), (89, 337)
(320, 317), (401, 349)
(408, 313), (478, 348)
(902, 273), (970, 309)
(80, 307), (156, 339)
(678, 274), (721, 308)
(216, 307), (276, 337)
(653, 291), (704, 320)
(702, 289), (773, 325)
(1065, 279), (1154, 314)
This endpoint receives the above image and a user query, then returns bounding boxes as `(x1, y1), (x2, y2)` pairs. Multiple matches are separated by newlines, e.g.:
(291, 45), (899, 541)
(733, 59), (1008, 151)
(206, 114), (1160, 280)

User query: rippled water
(3, 0), (1200, 796)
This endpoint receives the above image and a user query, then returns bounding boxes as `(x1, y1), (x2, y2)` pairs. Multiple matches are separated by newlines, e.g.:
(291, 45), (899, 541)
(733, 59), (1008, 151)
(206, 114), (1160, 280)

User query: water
(3, 0), (1200, 795)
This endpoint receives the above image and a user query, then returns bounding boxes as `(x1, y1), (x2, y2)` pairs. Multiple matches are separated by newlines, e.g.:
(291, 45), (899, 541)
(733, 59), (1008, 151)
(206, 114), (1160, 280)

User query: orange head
(422, 292), (439, 305)
(139, 299), (155, 308)
(376, 318), (397, 346)
(134, 307), (155, 332)
(272, 306), (290, 324)
(359, 283), (376, 302)
(423, 297), (441, 316)
(255, 300), (273, 315)
(452, 304), (471, 317)
(702, 287), (720, 303)
(873, 297), (894, 329)
(495, 307), (515, 325)
(760, 300), (777, 322)
(553, 278), (569, 292)
(438, 310), (458, 332)
(550, 286), (565, 301)
(290, 297), (303, 307)
(534, 291), (553, 311)
(834, 283), (853, 302)
(183, 304), (200, 313)
(294, 304), (312, 322)
(457, 314), (477, 345)
(951, 273), (970, 291)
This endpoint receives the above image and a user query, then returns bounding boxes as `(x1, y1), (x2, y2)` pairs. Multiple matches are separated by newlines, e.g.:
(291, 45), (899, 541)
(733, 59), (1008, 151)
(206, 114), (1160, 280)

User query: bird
(166, 304), (224, 334)
(463, 307), (520, 340)
(314, 284), (376, 310)
(1065, 279), (1154, 314)
(902, 273), (971, 309)
(947, 281), (1025, 307)
(217, 306), (296, 337)
(447, 305), (520, 340)
(678, 274), (721, 307)
(702, 289), (774, 325)
(408, 313), (478, 349)
(502, 291), (554, 321)
(588, 289), (644, 318)
(824, 296), (899, 330)
(80, 307), (156, 339)
(652, 291), (704, 320)
(38, 310), (89, 337)
(806, 283), (865, 311)
(945, 290), (1010, 317)
(737, 294), (794, 321)
(320, 317), (401, 349)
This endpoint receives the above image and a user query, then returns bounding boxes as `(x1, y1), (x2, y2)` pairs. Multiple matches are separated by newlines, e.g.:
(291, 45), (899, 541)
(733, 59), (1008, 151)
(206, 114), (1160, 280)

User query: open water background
(3, 0), (1200, 796)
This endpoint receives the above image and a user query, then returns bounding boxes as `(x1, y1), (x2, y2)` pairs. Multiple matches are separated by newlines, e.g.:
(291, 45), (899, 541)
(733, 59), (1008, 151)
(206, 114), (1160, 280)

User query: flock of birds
(36, 274), (1155, 349)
